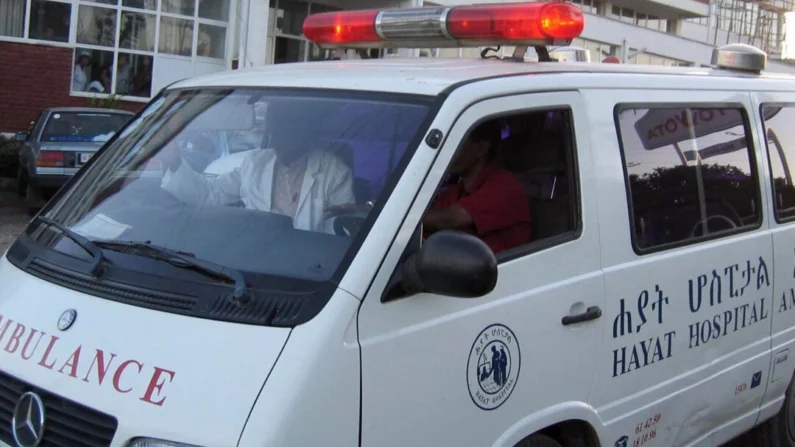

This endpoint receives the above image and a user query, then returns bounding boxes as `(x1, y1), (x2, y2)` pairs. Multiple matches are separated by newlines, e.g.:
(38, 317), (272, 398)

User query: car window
(41, 111), (132, 143)
(615, 105), (761, 252)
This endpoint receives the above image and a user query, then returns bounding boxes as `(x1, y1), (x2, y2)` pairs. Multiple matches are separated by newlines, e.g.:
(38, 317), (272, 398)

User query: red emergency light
(303, 1), (584, 49)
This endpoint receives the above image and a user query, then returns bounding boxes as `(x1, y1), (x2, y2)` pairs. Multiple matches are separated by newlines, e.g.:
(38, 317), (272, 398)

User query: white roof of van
(171, 57), (795, 96)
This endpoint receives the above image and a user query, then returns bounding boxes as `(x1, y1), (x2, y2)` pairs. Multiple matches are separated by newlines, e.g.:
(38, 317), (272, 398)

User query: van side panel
(752, 92), (795, 421)
(587, 89), (774, 447)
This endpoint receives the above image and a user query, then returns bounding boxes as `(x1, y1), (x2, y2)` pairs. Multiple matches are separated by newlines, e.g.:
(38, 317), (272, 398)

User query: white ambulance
(2, 2), (795, 447)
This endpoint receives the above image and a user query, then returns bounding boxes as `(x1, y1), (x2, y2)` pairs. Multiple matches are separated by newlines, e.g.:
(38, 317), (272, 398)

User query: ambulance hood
(0, 256), (289, 447)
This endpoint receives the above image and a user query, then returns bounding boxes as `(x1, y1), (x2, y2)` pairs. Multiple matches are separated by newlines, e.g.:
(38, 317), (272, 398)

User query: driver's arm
(161, 157), (243, 206)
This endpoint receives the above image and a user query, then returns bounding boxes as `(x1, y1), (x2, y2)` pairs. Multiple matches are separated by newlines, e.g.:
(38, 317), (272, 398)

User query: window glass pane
(37, 90), (432, 287)
(274, 37), (305, 63)
(28, 0), (70, 42)
(122, 0), (157, 10)
(159, 16), (193, 56)
(198, 24), (226, 58)
(762, 105), (795, 220)
(72, 48), (115, 93)
(77, 5), (117, 48)
(276, 0), (308, 36)
(616, 106), (759, 250)
(161, 0), (194, 16)
(0, 0), (25, 38)
(116, 53), (153, 97)
(198, 0), (229, 21)
(87, 0), (119, 5)
(119, 11), (156, 51)
(42, 111), (131, 142)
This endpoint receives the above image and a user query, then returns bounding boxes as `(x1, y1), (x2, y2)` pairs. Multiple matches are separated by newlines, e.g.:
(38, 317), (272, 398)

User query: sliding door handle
(562, 306), (602, 326)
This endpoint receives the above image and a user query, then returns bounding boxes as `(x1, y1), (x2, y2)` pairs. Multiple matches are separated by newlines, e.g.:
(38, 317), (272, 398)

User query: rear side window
(760, 104), (795, 222)
(615, 105), (761, 252)
(41, 112), (131, 143)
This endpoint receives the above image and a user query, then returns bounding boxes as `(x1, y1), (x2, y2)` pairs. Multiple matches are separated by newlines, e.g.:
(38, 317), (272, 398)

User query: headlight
(127, 439), (205, 447)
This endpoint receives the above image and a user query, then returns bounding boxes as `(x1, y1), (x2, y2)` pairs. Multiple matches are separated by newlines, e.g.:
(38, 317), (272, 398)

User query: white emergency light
(302, 1), (585, 50)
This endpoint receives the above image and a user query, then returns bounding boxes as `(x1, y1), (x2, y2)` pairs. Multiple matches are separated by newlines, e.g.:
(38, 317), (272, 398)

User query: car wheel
(516, 434), (562, 447)
(25, 184), (41, 217)
(16, 167), (26, 197)
(741, 373), (795, 447)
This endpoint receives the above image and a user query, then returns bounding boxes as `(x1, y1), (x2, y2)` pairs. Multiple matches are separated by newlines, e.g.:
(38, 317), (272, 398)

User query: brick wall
(0, 41), (144, 133)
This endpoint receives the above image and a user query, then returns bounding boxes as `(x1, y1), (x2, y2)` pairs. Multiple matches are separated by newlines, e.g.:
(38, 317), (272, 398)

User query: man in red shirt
(422, 120), (532, 254)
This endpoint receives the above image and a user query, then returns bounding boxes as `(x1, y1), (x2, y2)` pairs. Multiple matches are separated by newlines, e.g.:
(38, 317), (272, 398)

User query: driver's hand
(152, 141), (182, 172)
(323, 203), (370, 219)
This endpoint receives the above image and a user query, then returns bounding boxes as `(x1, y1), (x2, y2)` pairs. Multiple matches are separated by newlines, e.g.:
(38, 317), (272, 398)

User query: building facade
(0, 0), (235, 132)
(2, 0), (795, 133)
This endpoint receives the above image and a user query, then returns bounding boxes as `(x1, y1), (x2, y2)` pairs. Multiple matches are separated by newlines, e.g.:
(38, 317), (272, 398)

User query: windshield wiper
(94, 240), (249, 303)
(35, 216), (106, 278)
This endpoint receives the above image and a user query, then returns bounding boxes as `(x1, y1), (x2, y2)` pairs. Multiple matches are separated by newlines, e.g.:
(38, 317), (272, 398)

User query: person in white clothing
(156, 127), (356, 235)
(72, 52), (91, 92)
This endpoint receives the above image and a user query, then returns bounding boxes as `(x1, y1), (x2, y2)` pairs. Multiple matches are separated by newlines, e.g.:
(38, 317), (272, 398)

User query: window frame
(423, 105), (584, 265)
(613, 102), (764, 256)
(760, 102), (795, 225)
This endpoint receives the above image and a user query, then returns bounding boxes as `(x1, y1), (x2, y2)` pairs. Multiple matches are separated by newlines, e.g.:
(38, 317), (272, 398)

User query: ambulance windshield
(12, 88), (432, 313)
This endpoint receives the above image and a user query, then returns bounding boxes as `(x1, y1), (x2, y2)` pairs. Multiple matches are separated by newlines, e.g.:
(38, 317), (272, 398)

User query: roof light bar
(303, 1), (584, 49)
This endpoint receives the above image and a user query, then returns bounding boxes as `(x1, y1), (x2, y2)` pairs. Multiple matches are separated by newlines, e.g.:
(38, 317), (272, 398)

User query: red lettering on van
(0, 314), (176, 407)
(140, 367), (176, 406)
(113, 360), (143, 393)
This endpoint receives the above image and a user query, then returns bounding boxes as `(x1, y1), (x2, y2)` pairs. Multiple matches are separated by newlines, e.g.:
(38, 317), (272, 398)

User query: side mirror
(400, 230), (497, 299)
(14, 132), (28, 142)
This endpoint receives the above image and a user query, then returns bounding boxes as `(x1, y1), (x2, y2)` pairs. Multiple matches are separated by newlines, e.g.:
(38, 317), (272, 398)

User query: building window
(77, 4), (117, 48)
(119, 9), (156, 51)
(0, 0), (26, 38)
(158, 16), (193, 56)
(72, 47), (114, 93)
(0, 0), (230, 100)
(29, 0), (70, 42)
(616, 106), (760, 252)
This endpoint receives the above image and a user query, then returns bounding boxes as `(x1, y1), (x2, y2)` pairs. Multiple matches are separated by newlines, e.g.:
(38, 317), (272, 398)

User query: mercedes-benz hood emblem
(12, 392), (46, 447)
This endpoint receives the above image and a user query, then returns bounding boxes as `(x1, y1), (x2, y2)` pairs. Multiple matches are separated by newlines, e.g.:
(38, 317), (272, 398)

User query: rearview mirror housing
(400, 230), (497, 299)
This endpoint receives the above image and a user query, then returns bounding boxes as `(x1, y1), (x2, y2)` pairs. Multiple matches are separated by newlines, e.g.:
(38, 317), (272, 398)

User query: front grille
(0, 370), (118, 447)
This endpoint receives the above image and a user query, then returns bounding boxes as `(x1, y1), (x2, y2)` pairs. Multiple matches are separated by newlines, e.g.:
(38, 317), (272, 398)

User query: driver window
(615, 105), (761, 252)
(422, 108), (580, 258)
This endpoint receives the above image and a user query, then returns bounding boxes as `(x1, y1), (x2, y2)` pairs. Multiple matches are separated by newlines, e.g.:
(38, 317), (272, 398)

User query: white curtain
(0, 0), (26, 38)
(158, 17), (193, 56)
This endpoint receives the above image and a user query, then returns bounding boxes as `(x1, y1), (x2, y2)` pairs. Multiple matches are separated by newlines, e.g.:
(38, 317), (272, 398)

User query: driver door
(357, 91), (606, 446)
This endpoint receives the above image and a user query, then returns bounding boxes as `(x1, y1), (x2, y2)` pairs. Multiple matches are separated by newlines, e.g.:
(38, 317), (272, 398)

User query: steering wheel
(333, 211), (369, 238)
(689, 214), (738, 238)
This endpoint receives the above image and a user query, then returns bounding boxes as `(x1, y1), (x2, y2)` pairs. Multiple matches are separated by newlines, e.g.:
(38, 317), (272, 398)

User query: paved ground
(0, 189), (28, 254)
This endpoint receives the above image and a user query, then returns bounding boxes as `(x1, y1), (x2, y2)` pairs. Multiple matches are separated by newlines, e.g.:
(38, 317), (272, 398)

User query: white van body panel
(0, 256), (289, 447)
(237, 288), (361, 447)
(586, 88), (775, 447)
(356, 89), (607, 446)
(3, 58), (795, 447)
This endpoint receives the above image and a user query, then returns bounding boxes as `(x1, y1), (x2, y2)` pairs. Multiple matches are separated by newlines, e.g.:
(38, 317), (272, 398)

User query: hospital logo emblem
(466, 323), (521, 411)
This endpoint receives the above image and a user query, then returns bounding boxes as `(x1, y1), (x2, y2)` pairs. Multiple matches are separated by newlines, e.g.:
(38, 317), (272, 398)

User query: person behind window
(154, 113), (355, 235)
(116, 55), (132, 95)
(72, 51), (92, 92)
(132, 56), (152, 97)
(422, 120), (532, 254)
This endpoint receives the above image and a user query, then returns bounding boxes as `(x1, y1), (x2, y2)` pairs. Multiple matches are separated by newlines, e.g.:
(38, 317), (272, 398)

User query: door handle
(561, 306), (602, 326)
